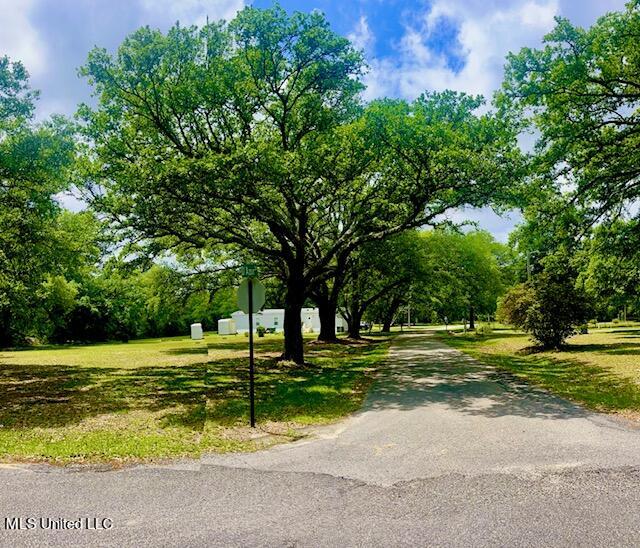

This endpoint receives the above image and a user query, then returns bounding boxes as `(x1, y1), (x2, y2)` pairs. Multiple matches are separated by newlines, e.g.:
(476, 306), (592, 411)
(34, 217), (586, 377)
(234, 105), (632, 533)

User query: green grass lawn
(438, 325), (640, 418)
(0, 333), (391, 464)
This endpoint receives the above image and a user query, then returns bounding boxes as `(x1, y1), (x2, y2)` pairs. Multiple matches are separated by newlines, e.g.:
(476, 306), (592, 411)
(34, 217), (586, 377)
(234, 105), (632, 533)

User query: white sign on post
(237, 278), (266, 314)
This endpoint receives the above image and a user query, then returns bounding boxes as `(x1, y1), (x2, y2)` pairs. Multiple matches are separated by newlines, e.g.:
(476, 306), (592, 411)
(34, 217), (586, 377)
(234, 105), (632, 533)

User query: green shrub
(475, 324), (493, 336)
(497, 269), (590, 349)
(497, 284), (534, 327)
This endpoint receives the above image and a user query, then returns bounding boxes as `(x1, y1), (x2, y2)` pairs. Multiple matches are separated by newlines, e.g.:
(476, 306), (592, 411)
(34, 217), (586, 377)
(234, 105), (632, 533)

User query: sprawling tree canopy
(502, 1), (640, 232)
(81, 6), (520, 362)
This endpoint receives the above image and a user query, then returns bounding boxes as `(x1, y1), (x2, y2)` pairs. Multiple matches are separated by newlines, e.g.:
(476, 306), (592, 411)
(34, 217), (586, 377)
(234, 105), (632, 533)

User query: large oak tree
(81, 6), (520, 363)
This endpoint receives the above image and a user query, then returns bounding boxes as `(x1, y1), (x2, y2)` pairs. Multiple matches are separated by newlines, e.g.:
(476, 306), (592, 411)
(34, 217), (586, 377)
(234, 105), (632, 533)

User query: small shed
(217, 318), (237, 336)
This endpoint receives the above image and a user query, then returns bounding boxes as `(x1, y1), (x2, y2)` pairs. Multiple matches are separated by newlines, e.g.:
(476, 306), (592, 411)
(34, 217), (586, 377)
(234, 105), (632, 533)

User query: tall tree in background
(0, 56), (75, 345)
(421, 230), (511, 328)
(340, 231), (429, 339)
(502, 1), (640, 235)
(579, 220), (640, 320)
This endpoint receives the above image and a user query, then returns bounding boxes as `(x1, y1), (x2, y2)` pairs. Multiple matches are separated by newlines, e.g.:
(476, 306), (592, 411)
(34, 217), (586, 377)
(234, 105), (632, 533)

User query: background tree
(0, 56), (75, 345)
(340, 231), (429, 339)
(498, 4), (640, 331)
(502, 1), (640, 235)
(579, 220), (640, 320)
(311, 92), (520, 341)
(421, 230), (512, 327)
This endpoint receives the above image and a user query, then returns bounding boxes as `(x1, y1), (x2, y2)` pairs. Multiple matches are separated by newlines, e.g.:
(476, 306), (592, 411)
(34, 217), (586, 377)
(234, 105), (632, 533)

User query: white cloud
(365, 0), (561, 101)
(361, 0), (627, 103)
(139, 0), (245, 26)
(348, 15), (375, 55)
(0, 0), (47, 76)
(359, 0), (626, 238)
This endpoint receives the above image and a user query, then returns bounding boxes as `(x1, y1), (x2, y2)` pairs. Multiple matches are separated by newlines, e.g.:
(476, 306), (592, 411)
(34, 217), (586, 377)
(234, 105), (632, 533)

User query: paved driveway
(1, 334), (640, 546)
(204, 334), (640, 484)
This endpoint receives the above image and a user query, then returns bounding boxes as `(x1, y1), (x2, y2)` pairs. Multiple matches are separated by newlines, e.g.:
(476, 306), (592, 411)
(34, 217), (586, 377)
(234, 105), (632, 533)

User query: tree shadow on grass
(0, 362), (209, 429)
(445, 331), (531, 348)
(0, 339), (385, 431)
(482, 352), (640, 412)
(162, 347), (208, 356)
(560, 342), (640, 355)
(205, 346), (379, 425)
(204, 339), (285, 353)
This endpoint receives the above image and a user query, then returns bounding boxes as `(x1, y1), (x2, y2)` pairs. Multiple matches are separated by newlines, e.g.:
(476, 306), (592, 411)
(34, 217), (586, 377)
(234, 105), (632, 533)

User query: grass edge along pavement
(0, 333), (392, 465)
(436, 327), (640, 419)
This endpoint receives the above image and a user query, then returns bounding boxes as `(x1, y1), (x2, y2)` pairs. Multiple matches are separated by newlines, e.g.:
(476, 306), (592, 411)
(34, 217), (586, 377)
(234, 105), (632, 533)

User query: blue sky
(0, 0), (627, 240)
(254, 1), (467, 72)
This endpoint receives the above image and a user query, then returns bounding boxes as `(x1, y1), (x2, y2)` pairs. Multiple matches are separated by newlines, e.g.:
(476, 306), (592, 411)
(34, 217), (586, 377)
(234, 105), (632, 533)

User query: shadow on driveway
(366, 336), (590, 420)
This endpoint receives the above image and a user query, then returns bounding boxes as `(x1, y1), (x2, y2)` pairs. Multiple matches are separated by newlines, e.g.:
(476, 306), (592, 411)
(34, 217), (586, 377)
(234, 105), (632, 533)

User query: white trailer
(230, 308), (346, 334)
(217, 318), (237, 335)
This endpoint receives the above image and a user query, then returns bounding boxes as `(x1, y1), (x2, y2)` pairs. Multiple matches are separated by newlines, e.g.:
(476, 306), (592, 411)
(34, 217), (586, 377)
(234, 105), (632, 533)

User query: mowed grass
(0, 333), (391, 464)
(438, 325), (640, 417)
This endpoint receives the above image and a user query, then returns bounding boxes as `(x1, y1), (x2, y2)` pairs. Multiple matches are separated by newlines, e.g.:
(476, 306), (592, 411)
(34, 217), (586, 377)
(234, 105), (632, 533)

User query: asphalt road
(2, 334), (640, 547)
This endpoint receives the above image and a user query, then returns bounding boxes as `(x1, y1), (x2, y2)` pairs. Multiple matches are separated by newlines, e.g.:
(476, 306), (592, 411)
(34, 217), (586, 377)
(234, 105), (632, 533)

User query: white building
(225, 308), (347, 334)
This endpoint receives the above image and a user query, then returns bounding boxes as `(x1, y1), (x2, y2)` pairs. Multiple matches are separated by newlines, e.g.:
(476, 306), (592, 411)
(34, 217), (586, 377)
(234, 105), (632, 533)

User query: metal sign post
(237, 265), (265, 428)
(248, 278), (255, 428)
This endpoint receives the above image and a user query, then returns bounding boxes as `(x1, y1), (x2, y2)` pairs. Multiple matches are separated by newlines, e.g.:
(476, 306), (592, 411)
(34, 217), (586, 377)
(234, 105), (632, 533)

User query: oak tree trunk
(283, 273), (305, 364)
(0, 308), (13, 348)
(382, 297), (402, 332)
(317, 297), (338, 342)
(347, 310), (363, 339)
